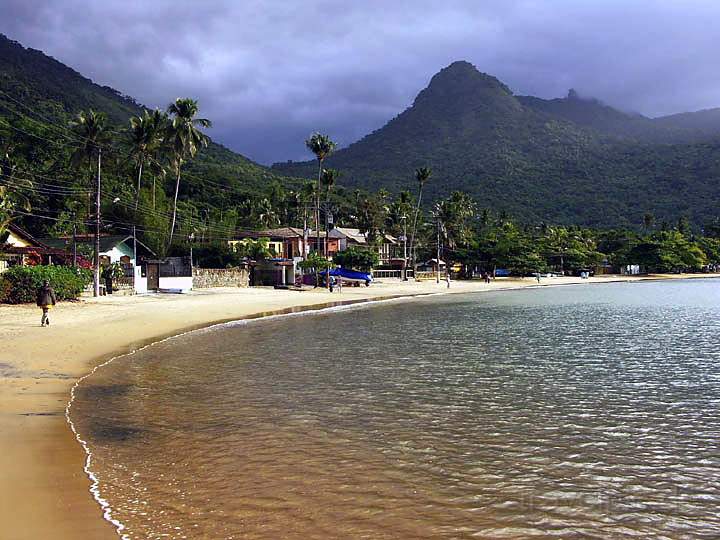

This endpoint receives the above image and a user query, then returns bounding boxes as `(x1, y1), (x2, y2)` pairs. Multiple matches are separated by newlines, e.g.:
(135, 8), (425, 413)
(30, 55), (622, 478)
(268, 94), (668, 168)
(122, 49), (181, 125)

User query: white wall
(103, 246), (133, 264)
(159, 276), (193, 293)
(133, 266), (147, 294)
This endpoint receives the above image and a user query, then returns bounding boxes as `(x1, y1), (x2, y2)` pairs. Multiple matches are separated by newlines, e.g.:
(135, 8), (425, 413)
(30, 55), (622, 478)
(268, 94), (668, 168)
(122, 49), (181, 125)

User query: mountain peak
(413, 60), (519, 113)
(428, 61), (513, 94)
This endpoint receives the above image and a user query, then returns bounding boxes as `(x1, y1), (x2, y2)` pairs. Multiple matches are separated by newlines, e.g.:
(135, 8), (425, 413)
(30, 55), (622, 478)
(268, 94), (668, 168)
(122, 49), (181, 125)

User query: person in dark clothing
(36, 280), (57, 327)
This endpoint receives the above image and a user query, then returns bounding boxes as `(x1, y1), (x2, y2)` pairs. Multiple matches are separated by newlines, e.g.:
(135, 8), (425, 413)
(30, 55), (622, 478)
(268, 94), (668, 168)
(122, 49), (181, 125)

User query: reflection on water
(71, 280), (720, 539)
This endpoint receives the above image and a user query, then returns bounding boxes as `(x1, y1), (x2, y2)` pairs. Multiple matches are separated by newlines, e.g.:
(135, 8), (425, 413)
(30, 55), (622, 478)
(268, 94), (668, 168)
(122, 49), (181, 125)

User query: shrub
(0, 265), (92, 304)
(333, 246), (379, 271)
(298, 251), (331, 271)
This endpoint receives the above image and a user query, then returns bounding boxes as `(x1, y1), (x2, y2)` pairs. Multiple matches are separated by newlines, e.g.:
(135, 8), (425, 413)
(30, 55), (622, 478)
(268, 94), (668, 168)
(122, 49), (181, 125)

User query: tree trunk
(315, 160), (322, 288)
(408, 185), (424, 278)
(168, 163), (182, 250)
(134, 160), (143, 213)
(93, 149), (102, 297)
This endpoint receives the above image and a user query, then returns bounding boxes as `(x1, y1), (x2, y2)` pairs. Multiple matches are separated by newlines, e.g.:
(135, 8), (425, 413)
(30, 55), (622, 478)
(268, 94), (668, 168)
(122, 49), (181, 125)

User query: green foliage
(0, 33), (302, 250)
(621, 231), (707, 272)
(305, 133), (336, 163)
(101, 262), (125, 280)
(235, 237), (273, 260)
(355, 190), (389, 243)
(298, 251), (331, 271)
(193, 243), (247, 268)
(0, 265), (92, 304)
(273, 61), (720, 228)
(333, 245), (379, 271)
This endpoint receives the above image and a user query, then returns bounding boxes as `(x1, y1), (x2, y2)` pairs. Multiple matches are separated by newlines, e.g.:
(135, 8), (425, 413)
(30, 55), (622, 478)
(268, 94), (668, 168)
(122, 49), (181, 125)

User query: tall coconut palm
(70, 110), (108, 217)
(70, 109), (108, 297)
(408, 166), (431, 276)
(128, 109), (167, 212)
(166, 98), (211, 248)
(299, 181), (315, 261)
(320, 168), (340, 279)
(305, 133), (336, 286)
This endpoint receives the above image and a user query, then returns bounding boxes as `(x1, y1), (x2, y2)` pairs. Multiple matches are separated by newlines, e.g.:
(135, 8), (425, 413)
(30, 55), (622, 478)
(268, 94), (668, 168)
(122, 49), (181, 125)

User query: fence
(371, 269), (415, 279)
(114, 276), (134, 290)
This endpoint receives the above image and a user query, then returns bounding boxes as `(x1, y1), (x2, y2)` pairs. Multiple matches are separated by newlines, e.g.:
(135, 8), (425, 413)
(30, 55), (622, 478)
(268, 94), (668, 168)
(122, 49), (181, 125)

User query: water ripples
(70, 281), (720, 539)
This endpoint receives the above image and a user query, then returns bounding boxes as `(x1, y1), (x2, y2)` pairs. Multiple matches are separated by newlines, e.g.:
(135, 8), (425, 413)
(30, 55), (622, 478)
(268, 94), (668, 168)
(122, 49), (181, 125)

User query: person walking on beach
(446, 273), (451, 288)
(36, 280), (57, 327)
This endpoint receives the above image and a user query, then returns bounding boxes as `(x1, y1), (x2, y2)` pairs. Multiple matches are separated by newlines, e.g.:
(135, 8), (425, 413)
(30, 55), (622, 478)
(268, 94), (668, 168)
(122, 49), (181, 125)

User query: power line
(0, 89), (125, 149)
(0, 114), (84, 151)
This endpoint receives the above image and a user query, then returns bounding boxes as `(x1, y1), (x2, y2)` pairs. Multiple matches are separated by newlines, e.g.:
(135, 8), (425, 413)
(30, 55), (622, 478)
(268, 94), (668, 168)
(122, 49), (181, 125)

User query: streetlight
(188, 232), (195, 269)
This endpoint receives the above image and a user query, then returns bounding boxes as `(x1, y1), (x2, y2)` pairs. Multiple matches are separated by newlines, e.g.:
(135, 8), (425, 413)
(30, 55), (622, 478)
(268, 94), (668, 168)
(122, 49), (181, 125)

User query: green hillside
(0, 33), (303, 252)
(273, 61), (720, 227)
(0, 33), (289, 198)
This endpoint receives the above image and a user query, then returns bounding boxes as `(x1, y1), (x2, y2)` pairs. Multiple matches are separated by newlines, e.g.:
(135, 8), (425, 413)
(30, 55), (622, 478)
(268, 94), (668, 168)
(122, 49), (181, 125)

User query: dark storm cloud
(3, 1), (720, 163)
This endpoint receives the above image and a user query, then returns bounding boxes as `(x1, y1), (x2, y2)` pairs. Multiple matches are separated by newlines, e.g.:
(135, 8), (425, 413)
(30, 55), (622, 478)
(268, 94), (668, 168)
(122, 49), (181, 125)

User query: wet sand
(0, 274), (716, 539)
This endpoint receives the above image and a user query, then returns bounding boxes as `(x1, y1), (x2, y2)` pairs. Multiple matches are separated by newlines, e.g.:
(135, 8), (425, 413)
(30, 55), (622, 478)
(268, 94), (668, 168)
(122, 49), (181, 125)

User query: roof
(258, 227), (305, 238)
(234, 227), (305, 240)
(0, 245), (69, 256)
(41, 235), (156, 256)
(331, 227), (367, 244)
(330, 227), (398, 244)
(1, 223), (50, 248)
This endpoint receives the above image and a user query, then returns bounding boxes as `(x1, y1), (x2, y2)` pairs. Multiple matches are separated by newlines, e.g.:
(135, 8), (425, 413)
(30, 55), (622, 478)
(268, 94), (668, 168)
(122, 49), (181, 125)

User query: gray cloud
(3, 0), (720, 163)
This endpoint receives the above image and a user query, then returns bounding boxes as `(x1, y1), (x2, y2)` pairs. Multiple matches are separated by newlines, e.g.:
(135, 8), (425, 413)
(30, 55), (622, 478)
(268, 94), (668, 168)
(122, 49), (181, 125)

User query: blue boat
(321, 268), (373, 286)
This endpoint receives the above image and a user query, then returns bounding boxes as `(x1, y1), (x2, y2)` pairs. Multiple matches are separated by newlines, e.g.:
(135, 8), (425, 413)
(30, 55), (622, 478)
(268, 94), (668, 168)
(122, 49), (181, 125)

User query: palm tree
(254, 197), (280, 228)
(643, 212), (655, 233)
(299, 181), (315, 261)
(408, 166), (431, 277)
(0, 150), (31, 234)
(0, 185), (31, 235)
(305, 133), (336, 286)
(70, 109), (108, 297)
(70, 110), (107, 217)
(128, 109), (167, 212)
(166, 98), (211, 248)
(320, 168), (340, 278)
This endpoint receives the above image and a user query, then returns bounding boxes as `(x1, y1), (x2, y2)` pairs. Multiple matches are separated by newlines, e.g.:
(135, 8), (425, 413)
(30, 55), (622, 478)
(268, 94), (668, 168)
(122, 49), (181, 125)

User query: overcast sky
(3, 1), (720, 164)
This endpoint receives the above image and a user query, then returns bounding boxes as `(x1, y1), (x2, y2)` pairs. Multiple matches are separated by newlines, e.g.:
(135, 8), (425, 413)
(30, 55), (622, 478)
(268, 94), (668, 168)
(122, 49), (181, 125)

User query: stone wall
(193, 267), (249, 288)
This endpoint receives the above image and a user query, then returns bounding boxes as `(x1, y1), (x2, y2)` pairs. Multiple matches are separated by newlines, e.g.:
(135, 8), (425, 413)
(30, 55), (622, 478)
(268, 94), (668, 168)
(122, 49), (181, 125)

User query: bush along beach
(0, 265), (92, 304)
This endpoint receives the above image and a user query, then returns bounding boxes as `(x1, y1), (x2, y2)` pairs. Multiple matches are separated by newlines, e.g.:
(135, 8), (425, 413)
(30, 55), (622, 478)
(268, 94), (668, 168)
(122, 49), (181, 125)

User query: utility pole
(324, 204), (332, 290)
(72, 220), (77, 268)
(302, 205), (308, 262)
(436, 216), (441, 284)
(94, 148), (102, 297)
(132, 224), (137, 267)
(401, 215), (408, 281)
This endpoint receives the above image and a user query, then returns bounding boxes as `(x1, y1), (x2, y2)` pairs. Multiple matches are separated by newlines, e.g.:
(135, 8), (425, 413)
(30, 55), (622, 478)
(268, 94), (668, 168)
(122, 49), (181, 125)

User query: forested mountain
(3, 32), (720, 238)
(273, 61), (720, 227)
(0, 34), (304, 252)
(0, 33), (291, 207)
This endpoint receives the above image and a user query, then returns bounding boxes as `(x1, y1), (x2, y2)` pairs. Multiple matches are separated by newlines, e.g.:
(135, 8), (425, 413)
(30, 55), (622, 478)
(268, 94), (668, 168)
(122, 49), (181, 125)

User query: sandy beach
(0, 274), (717, 539)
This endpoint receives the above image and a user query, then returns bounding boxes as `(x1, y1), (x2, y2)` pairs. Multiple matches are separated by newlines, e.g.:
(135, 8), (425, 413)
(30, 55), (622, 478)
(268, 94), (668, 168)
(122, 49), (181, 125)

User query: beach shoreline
(1, 273), (717, 539)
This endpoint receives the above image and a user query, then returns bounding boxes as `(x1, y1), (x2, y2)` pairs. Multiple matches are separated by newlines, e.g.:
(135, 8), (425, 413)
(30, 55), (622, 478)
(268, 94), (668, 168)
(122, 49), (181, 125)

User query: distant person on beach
(36, 280), (57, 327)
(536, 274), (541, 284)
(446, 273), (451, 288)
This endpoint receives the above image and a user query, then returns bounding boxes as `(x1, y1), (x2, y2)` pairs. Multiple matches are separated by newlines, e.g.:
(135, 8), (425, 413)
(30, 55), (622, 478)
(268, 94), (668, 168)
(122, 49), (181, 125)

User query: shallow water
(71, 280), (720, 539)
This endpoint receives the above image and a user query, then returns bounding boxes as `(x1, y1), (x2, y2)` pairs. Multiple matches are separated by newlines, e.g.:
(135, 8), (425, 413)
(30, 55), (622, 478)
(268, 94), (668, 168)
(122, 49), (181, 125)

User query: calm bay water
(71, 280), (720, 539)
